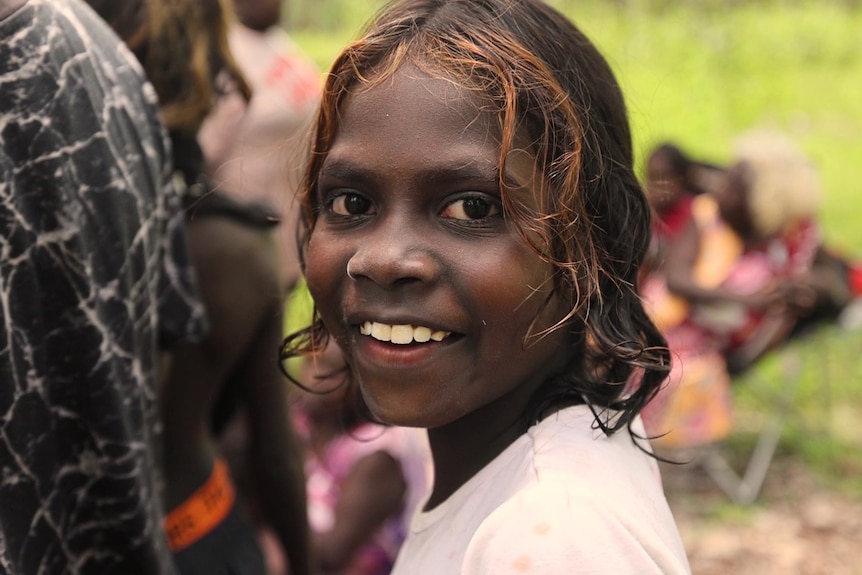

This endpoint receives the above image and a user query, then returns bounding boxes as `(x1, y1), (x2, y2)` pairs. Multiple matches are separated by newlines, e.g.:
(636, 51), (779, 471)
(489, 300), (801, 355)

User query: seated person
(642, 142), (725, 275)
(645, 143), (699, 247)
(641, 142), (721, 331)
(641, 130), (846, 447)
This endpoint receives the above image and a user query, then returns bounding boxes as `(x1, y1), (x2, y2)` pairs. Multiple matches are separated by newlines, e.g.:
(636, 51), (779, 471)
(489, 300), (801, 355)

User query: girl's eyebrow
(317, 159), (376, 184)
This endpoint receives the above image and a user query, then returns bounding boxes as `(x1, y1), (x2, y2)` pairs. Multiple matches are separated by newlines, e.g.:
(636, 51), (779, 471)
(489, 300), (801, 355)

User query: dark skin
(160, 213), (312, 575)
(296, 344), (407, 571)
(233, 0), (281, 32)
(645, 151), (687, 215)
(304, 67), (573, 509)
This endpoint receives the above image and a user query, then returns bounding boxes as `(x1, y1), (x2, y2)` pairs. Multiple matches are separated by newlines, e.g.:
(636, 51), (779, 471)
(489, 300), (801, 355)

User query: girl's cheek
(305, 233), (347, 302)
(306, 232), (336, 273)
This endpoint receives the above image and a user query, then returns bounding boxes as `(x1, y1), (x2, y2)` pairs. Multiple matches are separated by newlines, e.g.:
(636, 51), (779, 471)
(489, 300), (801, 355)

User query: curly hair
(282, 0), (669, 435)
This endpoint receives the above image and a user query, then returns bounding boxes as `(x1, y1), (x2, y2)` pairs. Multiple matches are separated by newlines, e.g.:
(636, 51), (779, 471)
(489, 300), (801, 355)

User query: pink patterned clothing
(302, 422), (430, 575)
(671, 195), (819, 357)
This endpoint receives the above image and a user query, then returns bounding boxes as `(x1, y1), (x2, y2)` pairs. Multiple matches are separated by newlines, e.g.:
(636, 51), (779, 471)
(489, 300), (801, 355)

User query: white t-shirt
(392, 405), (691, 574)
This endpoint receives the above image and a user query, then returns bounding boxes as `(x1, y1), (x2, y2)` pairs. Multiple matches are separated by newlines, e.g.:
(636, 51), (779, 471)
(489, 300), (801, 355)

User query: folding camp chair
(648, 322), (831, 506)
(695, 346), (809, 505)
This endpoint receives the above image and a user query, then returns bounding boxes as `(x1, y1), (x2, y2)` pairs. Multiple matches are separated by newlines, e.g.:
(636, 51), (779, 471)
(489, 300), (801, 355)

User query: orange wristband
(164, 459), (235, 552)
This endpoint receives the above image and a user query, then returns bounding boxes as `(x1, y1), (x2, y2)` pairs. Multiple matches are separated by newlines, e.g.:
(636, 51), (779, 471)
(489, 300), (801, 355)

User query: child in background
(285, 283), (431, 575)
(645, 143), (701, 246)
(642, 142), (729, 272)
(281, 0), (690, 573)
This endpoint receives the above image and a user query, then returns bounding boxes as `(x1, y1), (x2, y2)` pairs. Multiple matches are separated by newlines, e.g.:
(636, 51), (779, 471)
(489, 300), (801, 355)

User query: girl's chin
(360, 394), (455, 430)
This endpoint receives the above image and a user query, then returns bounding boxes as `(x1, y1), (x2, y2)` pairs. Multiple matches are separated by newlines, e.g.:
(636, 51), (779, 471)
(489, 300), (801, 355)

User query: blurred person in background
(83, 0), (313, 573)
(641, 130), (852, 447)
(199, 0), (321, 292)
(645, 143), (701, 252)
(661, 131), (848, 368)
(643, 143), (728, 262)
(641, 142), (727, 332)
(198, 3), (324, 568)
(0, 0), (206, 572)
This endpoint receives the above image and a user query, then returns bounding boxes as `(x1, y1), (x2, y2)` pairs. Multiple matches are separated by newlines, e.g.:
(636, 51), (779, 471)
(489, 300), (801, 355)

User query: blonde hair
(733, 130), (821, 238)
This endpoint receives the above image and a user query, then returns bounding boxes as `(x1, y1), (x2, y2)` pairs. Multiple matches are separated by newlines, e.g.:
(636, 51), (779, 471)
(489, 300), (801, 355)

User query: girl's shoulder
(524, 407), (663, 494)
(463, 410), (690, 573)
(464, 469), (690, 574)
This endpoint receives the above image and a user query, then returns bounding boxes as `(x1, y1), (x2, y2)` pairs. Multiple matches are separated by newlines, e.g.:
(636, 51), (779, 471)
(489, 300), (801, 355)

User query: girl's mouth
(359, 321), (452, 344)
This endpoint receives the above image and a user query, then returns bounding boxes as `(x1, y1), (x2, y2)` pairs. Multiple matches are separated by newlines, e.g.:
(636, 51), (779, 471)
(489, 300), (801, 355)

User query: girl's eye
(330, 192), (373, 216)
(441, 196), (500, 221)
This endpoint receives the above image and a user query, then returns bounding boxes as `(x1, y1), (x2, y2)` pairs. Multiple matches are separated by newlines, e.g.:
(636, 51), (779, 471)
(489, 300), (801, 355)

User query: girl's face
(305, 66), (573, 431)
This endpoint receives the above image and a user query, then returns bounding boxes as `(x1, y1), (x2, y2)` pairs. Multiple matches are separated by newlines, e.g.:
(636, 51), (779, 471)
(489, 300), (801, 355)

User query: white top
(391, 405), (691, 574)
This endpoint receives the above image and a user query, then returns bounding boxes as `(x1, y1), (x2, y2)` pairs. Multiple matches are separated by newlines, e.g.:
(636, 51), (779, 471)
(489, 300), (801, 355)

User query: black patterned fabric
(0, 0), (207, 573)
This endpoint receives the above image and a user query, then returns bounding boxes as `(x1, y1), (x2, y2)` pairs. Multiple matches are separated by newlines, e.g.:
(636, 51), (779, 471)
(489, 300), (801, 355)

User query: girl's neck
(423, 381), (557, 510)
(425, 415), (523, 509)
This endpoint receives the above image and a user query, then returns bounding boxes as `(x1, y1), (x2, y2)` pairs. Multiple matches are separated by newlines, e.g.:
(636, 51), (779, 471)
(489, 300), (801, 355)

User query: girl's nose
(346, 222), (440, 288)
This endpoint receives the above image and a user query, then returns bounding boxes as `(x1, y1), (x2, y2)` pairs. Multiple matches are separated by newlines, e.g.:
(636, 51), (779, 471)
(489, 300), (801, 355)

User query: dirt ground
(662, 456), (862, 575)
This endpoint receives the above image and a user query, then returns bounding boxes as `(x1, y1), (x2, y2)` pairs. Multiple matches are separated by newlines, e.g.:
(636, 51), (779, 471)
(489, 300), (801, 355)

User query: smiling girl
(282, 0), (691, 572)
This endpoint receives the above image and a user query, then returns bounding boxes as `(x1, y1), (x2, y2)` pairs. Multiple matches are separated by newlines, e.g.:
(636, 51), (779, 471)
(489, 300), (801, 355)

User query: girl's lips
(353, 329), (460, 368)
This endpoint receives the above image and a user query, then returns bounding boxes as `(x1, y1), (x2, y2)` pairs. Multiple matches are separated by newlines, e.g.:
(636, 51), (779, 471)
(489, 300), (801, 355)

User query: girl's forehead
(323, 63), (543, 202)
(326, 65), (506, 167)
(343, 64), (494, 128)
(332, 64), (539, 165)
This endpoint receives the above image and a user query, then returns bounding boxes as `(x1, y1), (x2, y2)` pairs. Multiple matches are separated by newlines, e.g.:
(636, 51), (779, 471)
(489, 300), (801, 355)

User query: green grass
(288, 1), (862, 496)
(570, 1), (862, 254)
(730, 325), (862, 497)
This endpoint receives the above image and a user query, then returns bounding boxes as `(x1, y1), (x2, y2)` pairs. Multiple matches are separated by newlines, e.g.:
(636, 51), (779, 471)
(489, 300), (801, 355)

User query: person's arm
(239, 246), (315, 575)
(664, 219), (717, 303)
(314, 449), (407, 571)
(664, 219), (771, 309)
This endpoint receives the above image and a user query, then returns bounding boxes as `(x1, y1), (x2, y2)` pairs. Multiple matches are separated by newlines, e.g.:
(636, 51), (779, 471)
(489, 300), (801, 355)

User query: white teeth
(370, 322), (391, 341)
(390, 325), (414, 344)
(360, 321), (451, 344)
